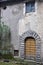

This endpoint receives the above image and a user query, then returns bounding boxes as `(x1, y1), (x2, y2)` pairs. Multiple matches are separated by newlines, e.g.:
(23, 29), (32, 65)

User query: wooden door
(25, 38), (36, 59)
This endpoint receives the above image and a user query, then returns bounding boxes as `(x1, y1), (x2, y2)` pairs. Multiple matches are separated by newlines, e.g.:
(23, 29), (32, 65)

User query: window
(14, 50), (19, 56)
(26, 1), (35, 13)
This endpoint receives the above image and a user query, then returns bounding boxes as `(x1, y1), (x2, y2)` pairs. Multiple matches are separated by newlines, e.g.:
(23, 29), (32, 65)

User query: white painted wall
(19, 2), (43, 59)
(1, 1), (43, 59)
(1, 4), (24, 50)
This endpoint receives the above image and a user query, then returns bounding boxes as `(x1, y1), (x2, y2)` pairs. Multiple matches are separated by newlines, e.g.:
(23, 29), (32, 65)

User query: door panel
(25, 38), (36, 58)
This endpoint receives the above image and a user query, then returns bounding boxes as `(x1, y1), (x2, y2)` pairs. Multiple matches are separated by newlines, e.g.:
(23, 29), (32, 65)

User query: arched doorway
(24, 37), (36, 60)
(20, 30), (41, 62)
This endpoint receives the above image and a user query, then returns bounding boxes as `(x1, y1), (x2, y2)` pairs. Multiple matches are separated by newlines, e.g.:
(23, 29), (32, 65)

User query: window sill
(25, 11), (37, 17)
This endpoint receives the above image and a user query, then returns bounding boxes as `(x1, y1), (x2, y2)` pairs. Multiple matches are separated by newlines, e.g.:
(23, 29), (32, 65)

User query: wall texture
(1, 1), (43, 60)
(1, 4), (24, 50)
(19, 1), (43, 60)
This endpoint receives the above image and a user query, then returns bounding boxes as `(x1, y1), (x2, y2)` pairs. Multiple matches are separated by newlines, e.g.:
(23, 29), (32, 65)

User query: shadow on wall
(0, 22), (13, 55)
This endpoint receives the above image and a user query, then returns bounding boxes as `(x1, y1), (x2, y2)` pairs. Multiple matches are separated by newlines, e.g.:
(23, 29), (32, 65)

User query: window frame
(23, 1), (37, 15)
(26, 1), (35, 13)
(14, 50), (19, 56)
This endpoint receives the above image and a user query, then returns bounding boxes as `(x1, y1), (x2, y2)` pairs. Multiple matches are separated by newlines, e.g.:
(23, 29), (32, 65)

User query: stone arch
(19, 30), (41, 62)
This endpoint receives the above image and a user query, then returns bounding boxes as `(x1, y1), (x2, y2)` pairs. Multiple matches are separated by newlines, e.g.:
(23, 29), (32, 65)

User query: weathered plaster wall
(1, 1), (43, 60)
(37, 2), (43, 59)
(1, 4), (24, 50)
(19, 1), (43, 59)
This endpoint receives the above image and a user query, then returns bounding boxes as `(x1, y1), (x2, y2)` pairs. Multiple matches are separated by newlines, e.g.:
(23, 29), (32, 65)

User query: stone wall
(37, 2), (43, 59)
(19, 1), (43, 60)
(1, 1), (43, 60)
